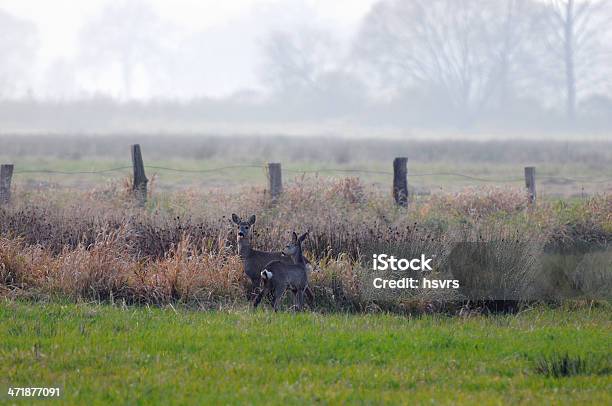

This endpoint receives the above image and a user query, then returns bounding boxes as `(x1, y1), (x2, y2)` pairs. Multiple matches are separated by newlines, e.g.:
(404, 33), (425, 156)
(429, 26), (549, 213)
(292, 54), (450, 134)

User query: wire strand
(14, 166), (132, 174)
(11, 164), (612, 183)
(285, 168), (393, 175)
(144, 164), (264, 173)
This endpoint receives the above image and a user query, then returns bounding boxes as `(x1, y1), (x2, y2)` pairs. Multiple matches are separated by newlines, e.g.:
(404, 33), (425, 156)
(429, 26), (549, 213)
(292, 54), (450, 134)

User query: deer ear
(292, 232), (298, 242)
(248, 214), (256, 225)
(299, 232), (309, 243)
(231, 213), (241, 224)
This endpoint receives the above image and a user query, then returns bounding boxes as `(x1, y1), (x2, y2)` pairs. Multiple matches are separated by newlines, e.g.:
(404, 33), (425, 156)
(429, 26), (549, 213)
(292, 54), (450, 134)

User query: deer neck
(237, 237), (252, 258)
(292, 245), (305, 265)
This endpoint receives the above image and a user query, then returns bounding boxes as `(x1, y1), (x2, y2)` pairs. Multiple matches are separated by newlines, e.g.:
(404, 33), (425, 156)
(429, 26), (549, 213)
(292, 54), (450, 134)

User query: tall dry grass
(0, 232), (245, 308)
(1, 177), (610, 311)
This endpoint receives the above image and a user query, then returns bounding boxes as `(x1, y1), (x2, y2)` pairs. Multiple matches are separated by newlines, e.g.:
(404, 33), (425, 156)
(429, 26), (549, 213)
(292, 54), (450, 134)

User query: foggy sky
(0, 0), (376, 99)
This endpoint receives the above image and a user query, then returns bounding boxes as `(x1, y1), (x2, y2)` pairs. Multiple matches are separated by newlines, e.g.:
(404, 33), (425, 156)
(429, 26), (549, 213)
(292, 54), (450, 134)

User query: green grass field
(2, 135), (611, 196)
(4, 156), (611, 199)
(1, 302), (610, 405)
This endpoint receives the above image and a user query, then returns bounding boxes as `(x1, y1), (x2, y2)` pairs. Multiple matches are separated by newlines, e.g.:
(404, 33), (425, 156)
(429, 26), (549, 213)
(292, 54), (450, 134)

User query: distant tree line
(1, 0), (611, 132)
(262, 0), (612, 128)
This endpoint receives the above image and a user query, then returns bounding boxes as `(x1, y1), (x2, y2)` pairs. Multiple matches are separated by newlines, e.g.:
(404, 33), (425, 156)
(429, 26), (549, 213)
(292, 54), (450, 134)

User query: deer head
(282, 231), (308, 260)
(231, 213), (256, 242)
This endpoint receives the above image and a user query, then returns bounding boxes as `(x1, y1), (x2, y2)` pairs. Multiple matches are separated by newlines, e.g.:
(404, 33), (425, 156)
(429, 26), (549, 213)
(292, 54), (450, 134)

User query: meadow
(1, 302), (610, 404)
(1, 134), (610, 404)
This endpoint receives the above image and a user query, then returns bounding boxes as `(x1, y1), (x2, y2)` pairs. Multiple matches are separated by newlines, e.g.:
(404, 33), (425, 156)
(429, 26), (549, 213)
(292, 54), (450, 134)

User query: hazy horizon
(1, 0), (611, 134)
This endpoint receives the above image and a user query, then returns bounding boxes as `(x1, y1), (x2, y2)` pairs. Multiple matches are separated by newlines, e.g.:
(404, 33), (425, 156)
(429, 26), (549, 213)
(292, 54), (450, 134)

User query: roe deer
(254, 232), (310, 311)
(231, 214), (315, 304)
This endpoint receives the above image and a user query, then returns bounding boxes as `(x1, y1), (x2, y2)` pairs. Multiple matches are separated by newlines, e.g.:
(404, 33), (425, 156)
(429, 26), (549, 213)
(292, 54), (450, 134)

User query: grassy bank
(0, 302), (610, 404)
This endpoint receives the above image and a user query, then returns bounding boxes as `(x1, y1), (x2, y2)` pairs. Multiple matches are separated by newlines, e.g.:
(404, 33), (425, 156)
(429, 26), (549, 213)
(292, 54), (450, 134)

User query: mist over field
(1, 0), (612, 135)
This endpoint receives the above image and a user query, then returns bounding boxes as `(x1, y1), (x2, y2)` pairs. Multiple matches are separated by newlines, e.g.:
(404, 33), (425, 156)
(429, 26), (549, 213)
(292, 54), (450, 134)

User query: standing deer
(254, 232), (310, 311)
(231, 214), (315, 304)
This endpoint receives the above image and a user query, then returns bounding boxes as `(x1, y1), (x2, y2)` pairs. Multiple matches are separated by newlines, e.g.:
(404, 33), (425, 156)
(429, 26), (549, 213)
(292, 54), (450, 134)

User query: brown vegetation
(1, 177), (610, 311)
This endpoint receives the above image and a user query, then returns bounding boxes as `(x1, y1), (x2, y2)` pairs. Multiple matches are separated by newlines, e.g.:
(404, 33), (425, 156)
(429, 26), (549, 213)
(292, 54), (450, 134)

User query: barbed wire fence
(9, 166), (612, 184)
(1, 143), (611, 206)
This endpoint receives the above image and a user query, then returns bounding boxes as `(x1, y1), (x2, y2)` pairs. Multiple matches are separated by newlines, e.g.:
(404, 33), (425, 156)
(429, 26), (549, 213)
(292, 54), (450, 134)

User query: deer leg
(305, 285), (314, 308)
(253, 285), (268, 308)
(291, 289), (299, 311)
(297, 289), (305, 311)
(253, 281), (274, 307)
(252, 276), (265, 301)
(266, 290), (275, 305)
(287, 286), (297, 311)
(246, 285), (253, 301)
(268, 289), (276, 305)
(273, 286), (286, 312)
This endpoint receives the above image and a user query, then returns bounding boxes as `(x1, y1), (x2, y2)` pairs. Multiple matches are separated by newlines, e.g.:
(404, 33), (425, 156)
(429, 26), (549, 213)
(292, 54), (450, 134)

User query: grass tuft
(534, 353), (611, 377)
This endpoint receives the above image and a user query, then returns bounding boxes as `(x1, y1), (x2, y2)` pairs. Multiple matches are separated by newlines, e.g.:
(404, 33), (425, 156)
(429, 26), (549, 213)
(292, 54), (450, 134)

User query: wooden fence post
(393, 157), (408, 207)
(0, 164), (14, 205)
(131, 144), (148, 206)
(267, 162), (282, 200)
(524, 166), (536, 204)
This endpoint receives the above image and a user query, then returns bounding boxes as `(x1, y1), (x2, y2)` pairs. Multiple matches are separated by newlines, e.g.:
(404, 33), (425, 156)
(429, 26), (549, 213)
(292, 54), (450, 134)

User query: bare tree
(259, 27), (366, 116)
(492, 0), (543, 109)
(355, 0), (541, 123)
(539, 0), (612, 122)
(260, 28), (339, 97)
(0, 10), (38, 98)
(78, 0), (168, 99)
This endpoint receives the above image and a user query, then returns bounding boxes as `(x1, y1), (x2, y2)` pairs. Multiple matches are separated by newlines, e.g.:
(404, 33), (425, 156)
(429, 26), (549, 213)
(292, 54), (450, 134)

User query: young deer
(231, 214), (315, 303)
(254, 232), (310, 311)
